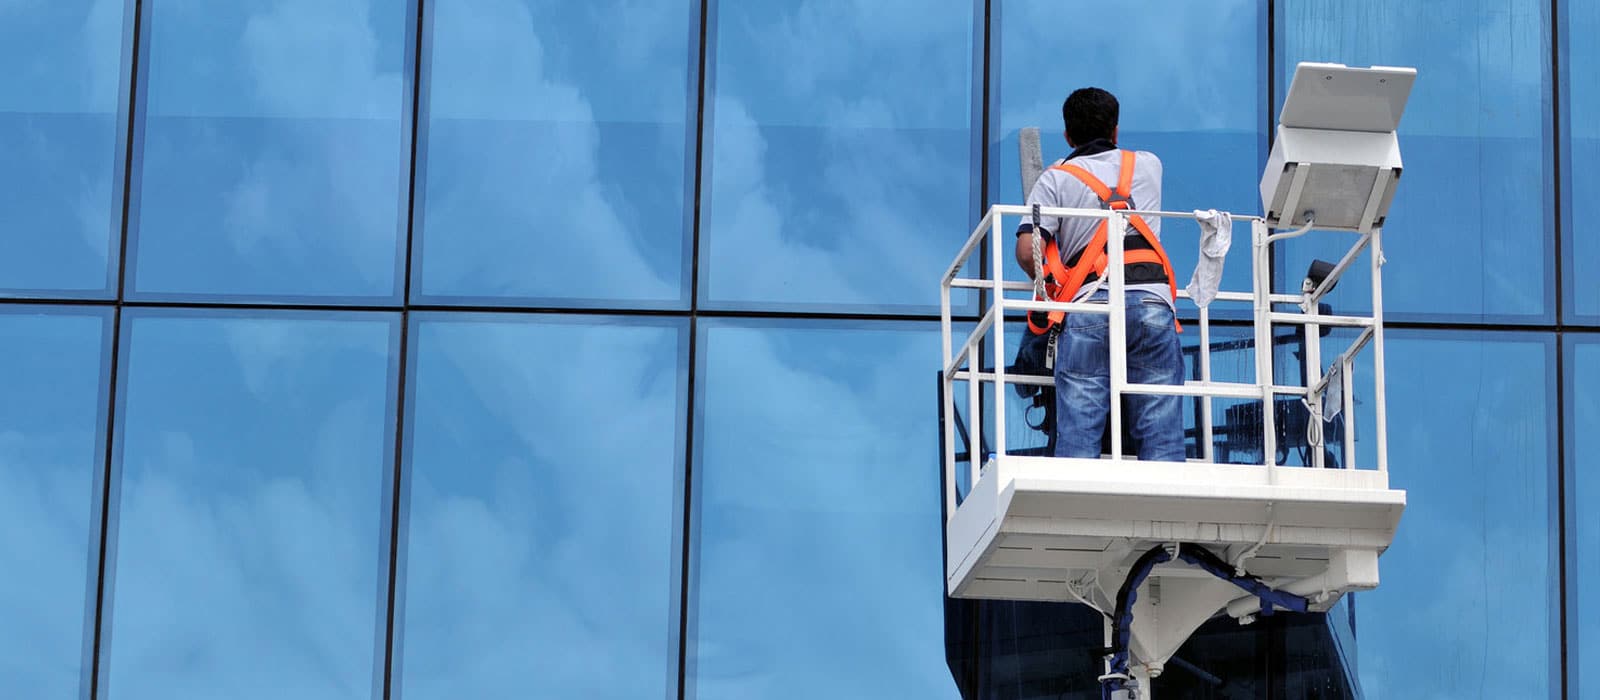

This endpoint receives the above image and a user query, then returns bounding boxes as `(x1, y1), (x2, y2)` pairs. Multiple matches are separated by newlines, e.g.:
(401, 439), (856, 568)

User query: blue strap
(1103, 546), (1172, 697)
(1175, 545), (1309, 615)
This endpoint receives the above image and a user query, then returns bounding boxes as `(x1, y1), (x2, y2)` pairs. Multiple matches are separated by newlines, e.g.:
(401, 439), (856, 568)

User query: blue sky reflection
(414, 0), (694, 307)
(0, 1), (127, 295)
(129, 0), (409, 301)
(0, 309), (110, 697)
(103, 311), (397, 700)
(398, 315), (685, 699)
(1353, 331), (1555, 697)
(690, 319), (960, 699)
(699, 0), (975, 312)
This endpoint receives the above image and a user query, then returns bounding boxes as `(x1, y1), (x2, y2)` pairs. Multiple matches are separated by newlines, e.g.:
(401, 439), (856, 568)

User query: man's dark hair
(1062, 87), (1119, 145)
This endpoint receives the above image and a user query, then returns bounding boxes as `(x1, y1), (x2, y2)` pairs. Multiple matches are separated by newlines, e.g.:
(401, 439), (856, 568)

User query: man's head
(1061, 87), (1119, 147)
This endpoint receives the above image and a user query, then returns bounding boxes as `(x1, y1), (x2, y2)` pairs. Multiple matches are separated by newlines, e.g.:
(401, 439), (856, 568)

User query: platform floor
(946, 456), (1406, 603)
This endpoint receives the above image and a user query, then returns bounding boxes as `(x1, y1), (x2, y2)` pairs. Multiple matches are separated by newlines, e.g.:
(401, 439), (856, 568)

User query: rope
(1031, 203), (1046, 300)
(1300, 397), (1324, 456)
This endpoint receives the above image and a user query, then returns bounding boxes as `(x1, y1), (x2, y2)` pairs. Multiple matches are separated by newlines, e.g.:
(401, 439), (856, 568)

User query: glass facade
(1564, 1), (1600, 324)
(128, 0), (412, 303)
(1358, 331), (1559, 696)
(398, 314), (686, 698)
(1278, 0), (1554, 324)
(0, 2), (129, 297)
(0, 309), (110, 696)
(413, 0), (697, 309)
(689, 320), (955, 698)
(698, 1), (975, 313)
(0, 1), (1590, 699)
(102, 311), (398, 699)
(1571, 335), (1599, 699)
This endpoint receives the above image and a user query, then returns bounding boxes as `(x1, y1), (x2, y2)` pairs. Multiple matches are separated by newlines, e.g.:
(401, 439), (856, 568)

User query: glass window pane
(0, 308), (111, 697)
(1564, 3), (1600, 322)
(414, 0), (694, 308)
(1570, 335), (1599, 698)
(398, 315), (686, 699)
(1279, 0), (1552, 322)
(103, 311), (398, 700)
(992, 0), (1265, 299)
(689, 320), (960, 698)
(0, 3), (128, 296)
(128, 1), (411, 302)
(699, 1), (975, 313)
(1354, 330), (1556, 697)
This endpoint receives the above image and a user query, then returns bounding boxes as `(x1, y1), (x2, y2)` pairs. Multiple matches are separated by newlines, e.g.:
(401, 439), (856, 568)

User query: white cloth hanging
(1185, 209), (1233, 307)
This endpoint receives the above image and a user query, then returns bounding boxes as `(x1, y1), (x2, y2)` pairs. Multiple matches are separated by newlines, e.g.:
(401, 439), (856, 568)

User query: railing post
(1107, 210), (1127, 462)
(1252, 219), (1277, 475)
(942, 253), (956, 520)
(1342, 356), (1356, 470)
(1303, 287), (1325, 469)
(1370, 226), (1389, 473)
(967, 336), (981, 488)
(1199, 305), (1214, 463)
(991, 210), (1008, 460)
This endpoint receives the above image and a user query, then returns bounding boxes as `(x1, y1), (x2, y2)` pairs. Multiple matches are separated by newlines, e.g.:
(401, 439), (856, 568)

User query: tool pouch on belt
(1008, 324), (1059, 400)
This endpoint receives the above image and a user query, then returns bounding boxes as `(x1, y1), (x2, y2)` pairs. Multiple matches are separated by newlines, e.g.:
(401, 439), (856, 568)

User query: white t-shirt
(1018, 148), (1169, 305)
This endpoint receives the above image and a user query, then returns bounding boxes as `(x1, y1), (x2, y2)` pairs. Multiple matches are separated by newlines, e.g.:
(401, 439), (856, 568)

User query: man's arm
(1015, 173), (1055, 279)
(1016, 232), (1041, 278)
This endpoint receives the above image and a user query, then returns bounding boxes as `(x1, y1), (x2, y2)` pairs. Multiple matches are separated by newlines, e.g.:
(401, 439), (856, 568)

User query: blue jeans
(1053, 289), (1186, 461)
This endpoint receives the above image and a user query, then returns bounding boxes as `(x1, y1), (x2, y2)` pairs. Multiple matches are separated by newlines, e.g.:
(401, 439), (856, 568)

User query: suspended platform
(941, 63), (1416, 698)
(939, 190), (1407, 691)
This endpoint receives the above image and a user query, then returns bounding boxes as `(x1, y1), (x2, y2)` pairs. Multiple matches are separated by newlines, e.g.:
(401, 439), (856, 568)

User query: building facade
(0, 0), (1592, 698)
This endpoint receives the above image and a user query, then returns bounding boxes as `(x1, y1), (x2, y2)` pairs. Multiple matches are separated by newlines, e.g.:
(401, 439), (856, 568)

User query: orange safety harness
(1027, 149), (1181, 336)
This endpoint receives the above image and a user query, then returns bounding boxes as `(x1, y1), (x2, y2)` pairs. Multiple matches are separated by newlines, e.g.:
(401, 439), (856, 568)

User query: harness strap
(1027, 150), (1181, 334)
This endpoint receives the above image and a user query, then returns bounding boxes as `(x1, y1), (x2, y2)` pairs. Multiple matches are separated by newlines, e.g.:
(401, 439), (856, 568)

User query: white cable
(1065, 573), (1110, 618)
(1234, 503), (1275, 574)
(1265, 216), (1316, 244)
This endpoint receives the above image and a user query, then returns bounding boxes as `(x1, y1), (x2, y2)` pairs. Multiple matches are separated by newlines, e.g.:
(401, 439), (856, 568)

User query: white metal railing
(939, 204), (1390, 520)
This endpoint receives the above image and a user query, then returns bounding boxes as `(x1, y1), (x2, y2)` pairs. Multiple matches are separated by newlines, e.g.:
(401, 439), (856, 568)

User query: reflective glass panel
(1279, 0), (1553, 322)
(1571, 335), (1599, 698)
(128, 0), (411, 302)
(413, 0), (694, 308)
(102, 311), (398, 700)
(992, 0), (1265, 298)
(1564, 2), (1600, 322)
(398, 315), (686, 699)
(1353, 330), (1556, 697)
(689, 319), (960, 698)
(699, 1), (975, 312)
(0, 308), (111, 697)
(0, 2), (128, 296)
